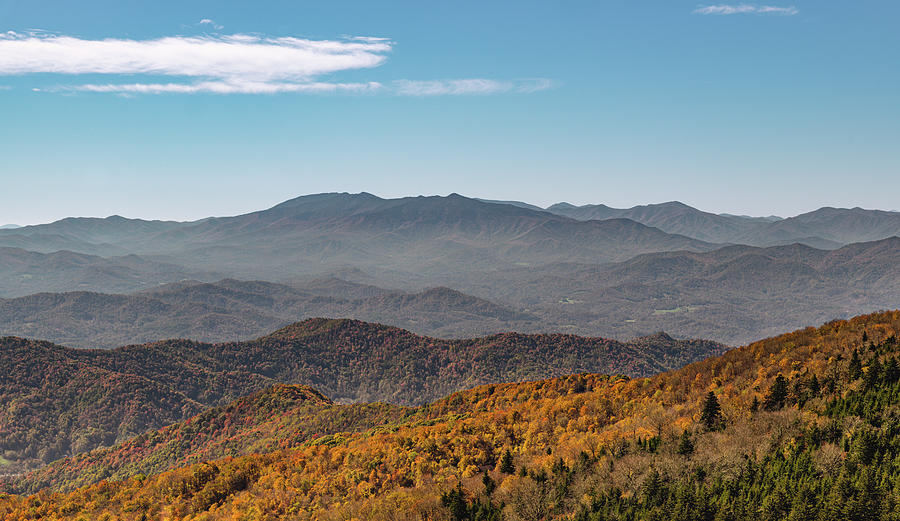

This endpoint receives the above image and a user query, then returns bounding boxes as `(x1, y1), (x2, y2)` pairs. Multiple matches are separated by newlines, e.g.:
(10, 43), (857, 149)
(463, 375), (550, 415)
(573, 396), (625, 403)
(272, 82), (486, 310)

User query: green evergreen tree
(482, 471), (495, 496)
(884, 357), (900, 384)
(808, 374), (820, 396)
(764, 374), (788, 411)
(863, 357), (882, 390)
(499, 449), (515, 474)
(441, 484), (469, 521)
(677, 430), (694, 456)
(700, 391), (723, 431)
(849, 349), (863, 380)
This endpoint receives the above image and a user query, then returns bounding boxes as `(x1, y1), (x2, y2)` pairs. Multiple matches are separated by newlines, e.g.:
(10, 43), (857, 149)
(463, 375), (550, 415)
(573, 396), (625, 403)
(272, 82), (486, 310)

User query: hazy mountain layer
(442, 237), (900, 344)
(545, 200), (900, 247)
(3, 238), (899, 346)
(0, 279), (538, 348)
(0, 193), (716, 284)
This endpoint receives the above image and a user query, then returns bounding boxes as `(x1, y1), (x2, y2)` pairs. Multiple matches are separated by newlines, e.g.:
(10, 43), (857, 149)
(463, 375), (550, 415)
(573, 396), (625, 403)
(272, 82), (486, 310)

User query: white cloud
(0, 31), (555, 96)
(394, 78), (555, 96)
(0, 32), (391, 82)
(694, 4), (798, 15)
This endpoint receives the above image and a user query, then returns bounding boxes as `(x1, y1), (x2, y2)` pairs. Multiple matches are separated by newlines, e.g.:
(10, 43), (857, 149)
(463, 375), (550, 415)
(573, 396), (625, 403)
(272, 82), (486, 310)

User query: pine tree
(677, 431), (694, 456)
(808, 374), (820, 396)
(700, 391), (723, 431)
(441, 483), (469, 521)
(482, 471), (496, 496)
(884, 357), (900, 384)
(499, 449), (515, 474)
(849, 349), (863, 380)
(864, 358), (882, 390)
(764, 374), (788, 411)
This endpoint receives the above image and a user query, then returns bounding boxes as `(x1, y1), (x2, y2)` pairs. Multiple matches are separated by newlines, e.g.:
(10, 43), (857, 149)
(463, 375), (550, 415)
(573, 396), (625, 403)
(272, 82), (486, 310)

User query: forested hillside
(0, 319), (722, 469)
(12, 385), (412, 494)
(1, 312), (898, 520)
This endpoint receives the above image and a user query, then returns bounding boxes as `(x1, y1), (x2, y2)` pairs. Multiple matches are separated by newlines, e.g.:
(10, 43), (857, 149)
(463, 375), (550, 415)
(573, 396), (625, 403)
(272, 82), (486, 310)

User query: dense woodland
(0, 318), (723, 468)
(0, 311), (898, 519)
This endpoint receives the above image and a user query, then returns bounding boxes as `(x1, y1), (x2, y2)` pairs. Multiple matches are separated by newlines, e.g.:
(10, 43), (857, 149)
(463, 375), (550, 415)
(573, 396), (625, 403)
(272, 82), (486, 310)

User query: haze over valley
(2, 193), (899, 346)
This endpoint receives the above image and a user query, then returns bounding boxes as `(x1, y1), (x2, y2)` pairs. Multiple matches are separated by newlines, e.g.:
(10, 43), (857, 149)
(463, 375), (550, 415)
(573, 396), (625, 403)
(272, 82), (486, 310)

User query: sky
(0, 0), (898, 225)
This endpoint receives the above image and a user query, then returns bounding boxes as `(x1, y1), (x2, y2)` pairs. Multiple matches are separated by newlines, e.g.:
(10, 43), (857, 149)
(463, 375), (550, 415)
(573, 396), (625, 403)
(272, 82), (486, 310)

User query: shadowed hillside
(0, 319), (723, 469)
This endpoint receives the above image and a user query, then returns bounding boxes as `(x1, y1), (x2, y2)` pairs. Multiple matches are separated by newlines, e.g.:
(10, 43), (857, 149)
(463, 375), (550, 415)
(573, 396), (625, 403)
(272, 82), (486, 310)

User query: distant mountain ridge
(0, 193), (716, 286)
(7, 195), (898, 258)
(543, 200), (900, 247)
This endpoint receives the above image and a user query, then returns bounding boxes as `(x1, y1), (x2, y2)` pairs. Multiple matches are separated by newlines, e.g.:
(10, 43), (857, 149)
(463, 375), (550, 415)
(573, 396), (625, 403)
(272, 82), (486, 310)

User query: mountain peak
(262, 317), (406, 341)
(635, 331), (676, 343)
(546, 202), (578, 210)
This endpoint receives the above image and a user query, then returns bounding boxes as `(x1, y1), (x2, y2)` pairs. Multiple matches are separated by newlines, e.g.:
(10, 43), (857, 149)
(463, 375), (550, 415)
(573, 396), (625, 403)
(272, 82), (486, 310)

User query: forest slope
(12, 385), (412, 494)
(2, 311), (899, 520)
(0, 319), (723, 468)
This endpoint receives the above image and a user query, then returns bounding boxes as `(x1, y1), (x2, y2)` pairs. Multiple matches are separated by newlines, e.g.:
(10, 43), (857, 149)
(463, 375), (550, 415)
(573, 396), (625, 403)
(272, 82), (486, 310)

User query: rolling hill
(448, 237), (900, 344)
(0, 279), (538, 348)
(4, 237), (900, 347)
(0, 319), (724, 468)
(0, 247), (221, 297)
(3, 194), (899, 348)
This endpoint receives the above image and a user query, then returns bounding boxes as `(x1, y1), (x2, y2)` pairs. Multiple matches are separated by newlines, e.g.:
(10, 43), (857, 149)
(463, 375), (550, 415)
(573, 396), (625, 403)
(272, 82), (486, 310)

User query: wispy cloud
(694, 4), (798, 15)
(59, 81), (383, 95)
(198, 19), (224, 30)
(0, 31), (555, 96)
(394, 78), (555, 96)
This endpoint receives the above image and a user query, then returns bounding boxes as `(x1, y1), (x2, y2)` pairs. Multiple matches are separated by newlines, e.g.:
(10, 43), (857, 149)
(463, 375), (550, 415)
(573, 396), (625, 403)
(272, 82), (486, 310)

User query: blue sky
(0, 1), (898, 224)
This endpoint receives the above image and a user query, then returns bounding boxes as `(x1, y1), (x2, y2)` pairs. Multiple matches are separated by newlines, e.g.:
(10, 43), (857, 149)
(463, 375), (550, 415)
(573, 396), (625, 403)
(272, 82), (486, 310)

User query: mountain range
(0, 194), (716, 282)
(544, 200), (900, 248)
(1, 193), (899, 346)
